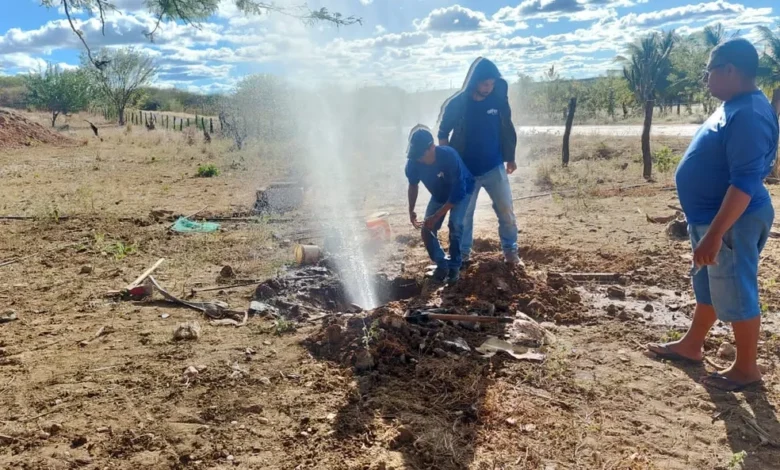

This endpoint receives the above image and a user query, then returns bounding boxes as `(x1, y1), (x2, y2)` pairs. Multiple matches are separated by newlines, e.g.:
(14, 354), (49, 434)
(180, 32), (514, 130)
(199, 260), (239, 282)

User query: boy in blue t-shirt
(647, 39), (778, 392)
(405, 126), (475, 285)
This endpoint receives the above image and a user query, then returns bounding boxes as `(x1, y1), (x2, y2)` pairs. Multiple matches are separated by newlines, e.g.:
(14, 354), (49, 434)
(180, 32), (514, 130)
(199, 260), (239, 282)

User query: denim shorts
(689, 203), (774, 323)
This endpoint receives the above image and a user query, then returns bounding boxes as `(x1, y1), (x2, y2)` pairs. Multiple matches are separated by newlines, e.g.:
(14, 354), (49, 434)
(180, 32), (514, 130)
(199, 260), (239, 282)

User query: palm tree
(619, 30), (676, 180)
(757, 25), (780, 115)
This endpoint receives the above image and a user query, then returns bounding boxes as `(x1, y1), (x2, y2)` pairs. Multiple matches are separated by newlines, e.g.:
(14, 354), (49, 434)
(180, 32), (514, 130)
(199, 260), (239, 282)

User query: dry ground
(1, 113), (779, 469)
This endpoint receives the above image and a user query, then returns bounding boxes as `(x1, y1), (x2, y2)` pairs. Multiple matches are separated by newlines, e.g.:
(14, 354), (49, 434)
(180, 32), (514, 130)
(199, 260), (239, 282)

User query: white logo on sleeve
(437, 172), (444, 178)
(487, 109), (498, 115)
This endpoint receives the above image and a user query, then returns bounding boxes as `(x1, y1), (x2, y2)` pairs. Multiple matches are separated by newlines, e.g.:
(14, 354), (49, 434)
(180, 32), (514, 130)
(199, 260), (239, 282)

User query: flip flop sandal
(700, 372), (763, 392)
(647, 343), (703, 365)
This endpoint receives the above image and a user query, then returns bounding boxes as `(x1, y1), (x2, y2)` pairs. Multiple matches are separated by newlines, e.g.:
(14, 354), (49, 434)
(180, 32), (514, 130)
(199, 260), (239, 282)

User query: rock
(617, 310), (632, 321)
(432, 348), (447, 358)
(567, 290), (582, 303)
(38, 431), (50, 440)
(79, 265), (93, 275)
(183, 366), (199, 380)
(258, 417), (270, 425)
(258, 377), (272, 386)
(644, 304), (654, 312)
(354, 350), (375, 372)
(539, 322), (558, 332)
(46, 423), (63, 435)
(443, 337), (471, 353)
(41, 259), (54, 268)
(346, 303), (363, 313)
(325, 324), (343, 344)
(390, 427), (415, 448)
(525, 299), (543, 315)
(607, 286), (626, 300)
(380, 315), (406, 330)
(173, 321), (202, 341)
(758, 361), (770, 374)
(606, 304), (619, 316)
(248, 301), (277, 317)
(96, 427), (110, 433)
(71, 435), (88, 448)
(220, 265), (235, 278)
(226, 455), (234, 461)
(245, 404), (263, 414)
(255, 283), (277, 300)
(717, 342), (736, 360)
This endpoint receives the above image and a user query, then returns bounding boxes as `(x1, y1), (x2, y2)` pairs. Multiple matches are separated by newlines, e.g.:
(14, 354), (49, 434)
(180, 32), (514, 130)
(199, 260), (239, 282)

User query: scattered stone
(160, 313), (170, 319)
(173, 321), (202, 341)
(326, 412), (337, 421)
(567, 290), (582, 303)
(432, 348), (447, 358)
(758, 361), (770, 374)
(617, 310), (632, 321)
(635, 290), (660, 301)
(46, 423), (63, 435)
(41, 259), (54, 268)
(79, 265), (93, 275)
(183, 366), (200, 380)
(443, 337), (471, 353)
(96, 427), (110, 433)
(644, 304), (654, 313)
(255, 283), (277, 300)
(347, 303), (363, 313)
(258, 417), (270, 425)
(390, 427), (415, 448)
(525, 299), (543, 315)
(248, 301), (277, 317)
(717, 342), (736, 360)
(379, 314), (406, 330)
(38, 431), (50, 440)
(220, 265), (235, 278)
(606, 304), (619, 316)
(354, 350), (375, 372)
(0, 310), (18, 323)
(226, 455), (234, 461)
(325, 324), (343, 344)
(71, 435), (88, 448)
(244, 404), (263, 414)
(607, 286), (626, 300)
(539, 322), (558, 332)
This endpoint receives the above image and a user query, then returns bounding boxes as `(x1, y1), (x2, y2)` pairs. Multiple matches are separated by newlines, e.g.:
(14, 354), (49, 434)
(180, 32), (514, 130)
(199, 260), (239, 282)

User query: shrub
(197, 164), (220, 178)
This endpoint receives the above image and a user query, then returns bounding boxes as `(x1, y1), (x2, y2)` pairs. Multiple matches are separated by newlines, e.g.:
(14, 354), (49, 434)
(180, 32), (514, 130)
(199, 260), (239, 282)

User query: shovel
(404, 309), (514, 325)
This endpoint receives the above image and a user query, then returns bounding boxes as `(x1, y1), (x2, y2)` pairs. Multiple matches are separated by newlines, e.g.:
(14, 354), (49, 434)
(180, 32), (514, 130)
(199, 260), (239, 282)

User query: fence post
(210, 118), (214, 133)
(186, 118), (190, 127)
(195, 114), (199, 129)
(562, 97), (577, 167)
(180, 118), (183, 131)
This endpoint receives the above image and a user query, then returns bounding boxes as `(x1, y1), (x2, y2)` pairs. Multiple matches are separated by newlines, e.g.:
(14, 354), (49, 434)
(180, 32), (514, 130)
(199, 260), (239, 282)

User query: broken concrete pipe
(294, 244), (322, 266)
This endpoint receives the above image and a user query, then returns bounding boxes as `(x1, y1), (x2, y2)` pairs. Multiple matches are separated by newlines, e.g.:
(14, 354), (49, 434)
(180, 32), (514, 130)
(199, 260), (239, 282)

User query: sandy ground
(1, 113), (779, 469)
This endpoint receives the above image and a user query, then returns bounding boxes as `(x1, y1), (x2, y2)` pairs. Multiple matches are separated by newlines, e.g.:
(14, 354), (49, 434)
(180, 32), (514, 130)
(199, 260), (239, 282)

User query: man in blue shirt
(648, 39), (778, 392)
(437, 58), (520, 266)
(406, 125), (475, 285)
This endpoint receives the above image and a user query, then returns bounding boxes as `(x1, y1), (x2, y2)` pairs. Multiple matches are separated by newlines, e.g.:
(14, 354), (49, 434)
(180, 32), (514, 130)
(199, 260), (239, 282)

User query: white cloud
(618, 1), (749, 28)
(415, 5), (493, 32)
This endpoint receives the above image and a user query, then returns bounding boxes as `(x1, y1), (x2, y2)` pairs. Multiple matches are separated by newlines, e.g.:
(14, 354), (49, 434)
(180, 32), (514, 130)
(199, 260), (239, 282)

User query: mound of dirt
(304, 253), (586, 374)
(0, 110), (74, 148)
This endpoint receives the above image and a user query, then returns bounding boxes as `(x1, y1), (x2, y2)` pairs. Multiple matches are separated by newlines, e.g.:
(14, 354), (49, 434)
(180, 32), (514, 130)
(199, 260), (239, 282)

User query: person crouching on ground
(648, 38), (778, 392)
(406, 125), (475, 285)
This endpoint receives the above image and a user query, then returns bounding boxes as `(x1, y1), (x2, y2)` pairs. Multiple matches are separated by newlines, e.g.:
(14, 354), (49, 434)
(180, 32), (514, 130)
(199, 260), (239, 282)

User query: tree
(219, 74), (293, 149)
(25, 64), (90, 127)
(83, 47), (157, 125)
(620, 31), (676, 180)
(41, 0), (360, 69)
(757, 25), (780, 115)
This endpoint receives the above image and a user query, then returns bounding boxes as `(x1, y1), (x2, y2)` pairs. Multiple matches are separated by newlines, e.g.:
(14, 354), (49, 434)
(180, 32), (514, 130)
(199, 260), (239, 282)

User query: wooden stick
(126, 258), (165, 290)
(191, 280), (259, 294)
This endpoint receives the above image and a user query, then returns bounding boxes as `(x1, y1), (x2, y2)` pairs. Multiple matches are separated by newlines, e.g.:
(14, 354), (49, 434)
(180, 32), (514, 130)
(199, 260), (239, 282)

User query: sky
(0, 0), (777, 94)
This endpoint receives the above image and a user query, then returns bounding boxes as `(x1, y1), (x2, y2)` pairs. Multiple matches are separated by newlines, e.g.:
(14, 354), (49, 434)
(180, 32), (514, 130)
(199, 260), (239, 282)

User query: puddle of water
(581, 285), (732, 335)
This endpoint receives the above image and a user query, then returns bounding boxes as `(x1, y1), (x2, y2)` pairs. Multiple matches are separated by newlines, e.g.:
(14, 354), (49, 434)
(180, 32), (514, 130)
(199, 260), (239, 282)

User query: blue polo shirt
(405, 146), (474, 204)
(675, 90), (778, 225)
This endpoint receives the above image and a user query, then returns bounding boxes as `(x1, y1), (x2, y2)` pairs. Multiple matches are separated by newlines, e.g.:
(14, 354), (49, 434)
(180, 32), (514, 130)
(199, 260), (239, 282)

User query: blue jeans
(462, 164), (518, 260)
(689, 203), (774, 323)
(422, 195), (470, 270)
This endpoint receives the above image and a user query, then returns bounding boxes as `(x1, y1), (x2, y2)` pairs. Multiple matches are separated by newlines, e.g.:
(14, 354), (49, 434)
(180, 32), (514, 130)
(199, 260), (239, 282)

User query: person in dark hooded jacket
(437, 57), (520, 265)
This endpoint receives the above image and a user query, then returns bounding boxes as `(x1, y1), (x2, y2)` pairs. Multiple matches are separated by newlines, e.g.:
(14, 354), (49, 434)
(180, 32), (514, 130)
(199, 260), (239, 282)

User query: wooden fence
(99, 108), (220, 133)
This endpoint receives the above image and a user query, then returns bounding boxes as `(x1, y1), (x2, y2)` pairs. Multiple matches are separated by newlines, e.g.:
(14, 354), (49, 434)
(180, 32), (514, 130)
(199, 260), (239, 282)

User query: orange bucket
(366, 212), (391, 241)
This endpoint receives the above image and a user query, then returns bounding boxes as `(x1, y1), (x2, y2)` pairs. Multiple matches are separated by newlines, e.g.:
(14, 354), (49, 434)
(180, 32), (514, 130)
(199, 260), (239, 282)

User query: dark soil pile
(304, 253), (586, 374)
(0, 110), (74, 148)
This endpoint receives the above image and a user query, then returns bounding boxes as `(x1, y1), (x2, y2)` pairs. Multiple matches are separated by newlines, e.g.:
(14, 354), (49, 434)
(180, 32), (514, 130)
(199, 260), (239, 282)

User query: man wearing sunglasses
(648, 39), (778, 392)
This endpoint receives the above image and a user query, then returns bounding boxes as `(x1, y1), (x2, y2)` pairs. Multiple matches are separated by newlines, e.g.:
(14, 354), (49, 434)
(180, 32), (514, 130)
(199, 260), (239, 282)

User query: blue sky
(0, 0), (777, 93)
